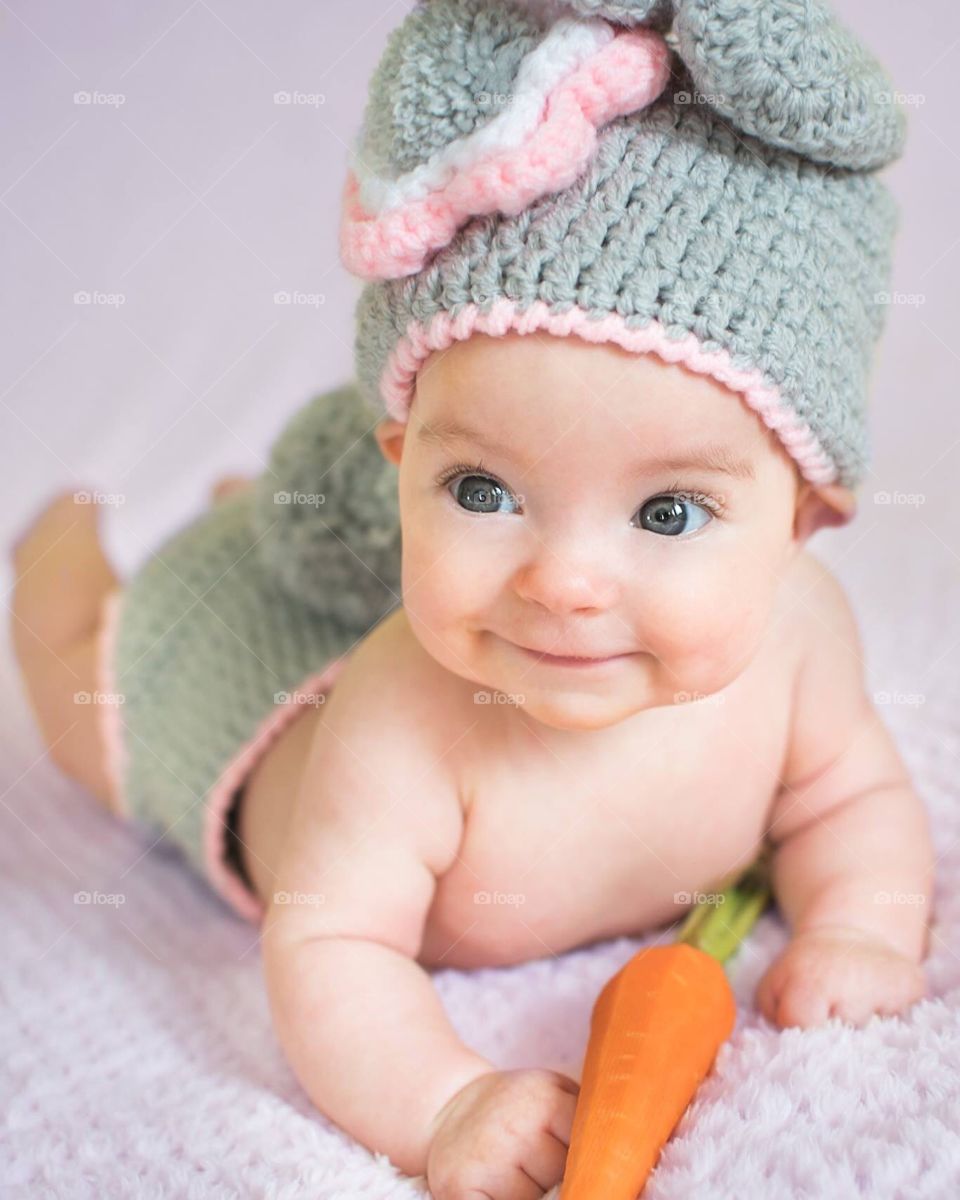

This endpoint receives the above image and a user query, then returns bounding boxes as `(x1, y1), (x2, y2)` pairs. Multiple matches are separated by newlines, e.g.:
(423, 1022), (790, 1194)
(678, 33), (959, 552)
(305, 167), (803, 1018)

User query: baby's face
(378, 332), (810, 732)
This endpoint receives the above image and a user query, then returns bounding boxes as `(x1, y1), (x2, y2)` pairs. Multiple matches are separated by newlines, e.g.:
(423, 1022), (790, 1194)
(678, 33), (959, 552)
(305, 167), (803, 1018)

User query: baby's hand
(756, 926), (927, 1029)
(426, 1067), (578, 1200)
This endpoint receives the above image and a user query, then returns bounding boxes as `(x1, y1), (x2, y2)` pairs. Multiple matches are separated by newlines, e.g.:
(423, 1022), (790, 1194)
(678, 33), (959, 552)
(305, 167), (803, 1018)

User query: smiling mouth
(512, 642), (634, 668)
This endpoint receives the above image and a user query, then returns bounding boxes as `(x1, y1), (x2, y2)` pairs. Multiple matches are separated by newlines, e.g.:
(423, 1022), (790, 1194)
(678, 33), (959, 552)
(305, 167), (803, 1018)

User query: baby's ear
(794, 482), (858, 543)
(374, 416), (407, 466)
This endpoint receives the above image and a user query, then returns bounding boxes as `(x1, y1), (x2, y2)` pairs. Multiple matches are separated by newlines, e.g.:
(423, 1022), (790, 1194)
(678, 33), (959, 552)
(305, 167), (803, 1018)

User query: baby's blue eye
(634, 494), (713, 537)
(450, 473), (520, 514)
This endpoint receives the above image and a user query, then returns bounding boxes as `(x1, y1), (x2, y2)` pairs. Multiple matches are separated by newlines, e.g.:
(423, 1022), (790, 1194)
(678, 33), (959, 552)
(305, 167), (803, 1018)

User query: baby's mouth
(509, 640), (635, 669)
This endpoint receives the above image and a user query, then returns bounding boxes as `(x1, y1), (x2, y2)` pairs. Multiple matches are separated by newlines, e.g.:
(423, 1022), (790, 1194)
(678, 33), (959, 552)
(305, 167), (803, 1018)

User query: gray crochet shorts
(92, 386), (401, 922)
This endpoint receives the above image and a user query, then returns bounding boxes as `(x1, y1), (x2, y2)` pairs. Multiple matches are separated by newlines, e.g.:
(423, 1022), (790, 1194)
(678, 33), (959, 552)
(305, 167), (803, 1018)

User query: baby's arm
(758, 566), (935, 1027)
(260, 698), (494, 1176)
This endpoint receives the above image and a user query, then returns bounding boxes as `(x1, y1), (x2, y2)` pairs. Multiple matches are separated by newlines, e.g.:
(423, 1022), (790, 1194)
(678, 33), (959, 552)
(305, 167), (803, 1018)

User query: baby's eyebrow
(415, 416), (516, 460)
(644, 443), (757, 482)
(417, 417), (755, 481)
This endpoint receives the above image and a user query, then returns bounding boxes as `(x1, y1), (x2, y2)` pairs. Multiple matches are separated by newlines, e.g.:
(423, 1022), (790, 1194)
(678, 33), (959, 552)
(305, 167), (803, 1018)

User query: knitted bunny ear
(672, 0), (907, 170)
(340, 0), (672, 281)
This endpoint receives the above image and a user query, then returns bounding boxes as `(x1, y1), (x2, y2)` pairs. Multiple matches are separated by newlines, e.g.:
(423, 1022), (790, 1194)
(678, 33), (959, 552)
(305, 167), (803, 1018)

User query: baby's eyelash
(435, 463), (726, 518)
(435, 459), (496, 488)
(662, 479), (727, 518)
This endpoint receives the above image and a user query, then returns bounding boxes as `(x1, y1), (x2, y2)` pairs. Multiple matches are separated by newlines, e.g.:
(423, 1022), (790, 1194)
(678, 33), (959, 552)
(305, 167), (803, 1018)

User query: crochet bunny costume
(96, 0), (907, 920)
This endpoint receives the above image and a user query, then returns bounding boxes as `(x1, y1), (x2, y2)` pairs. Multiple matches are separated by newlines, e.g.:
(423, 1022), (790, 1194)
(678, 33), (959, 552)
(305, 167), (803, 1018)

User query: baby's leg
(10, 492), (120, 811)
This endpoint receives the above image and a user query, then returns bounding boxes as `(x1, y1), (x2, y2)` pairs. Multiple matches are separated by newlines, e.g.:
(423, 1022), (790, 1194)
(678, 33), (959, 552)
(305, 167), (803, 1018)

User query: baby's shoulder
(775, 548), (865, 665)
(775, 548), (870, 784)
(322, 605), (471, 761)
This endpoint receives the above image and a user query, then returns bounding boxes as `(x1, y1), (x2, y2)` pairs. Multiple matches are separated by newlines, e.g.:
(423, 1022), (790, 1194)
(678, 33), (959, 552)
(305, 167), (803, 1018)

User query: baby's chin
(511, 690), (649, 732)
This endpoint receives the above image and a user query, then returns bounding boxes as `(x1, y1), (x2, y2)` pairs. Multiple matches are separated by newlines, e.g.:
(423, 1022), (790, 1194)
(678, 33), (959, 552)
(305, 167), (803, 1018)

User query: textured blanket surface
(3, 519), (960, 1199)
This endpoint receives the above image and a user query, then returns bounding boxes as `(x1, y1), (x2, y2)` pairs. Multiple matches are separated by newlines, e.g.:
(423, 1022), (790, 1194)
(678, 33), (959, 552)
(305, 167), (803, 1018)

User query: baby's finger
(776, 978), (832, 1029)
(519, 1132), (569, 1194)
(544, 1085), (579, 1147)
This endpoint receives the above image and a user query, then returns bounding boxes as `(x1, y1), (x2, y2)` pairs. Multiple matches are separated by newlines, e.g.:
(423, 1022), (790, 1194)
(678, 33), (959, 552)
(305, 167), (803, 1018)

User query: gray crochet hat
(339, 0), (908, 513)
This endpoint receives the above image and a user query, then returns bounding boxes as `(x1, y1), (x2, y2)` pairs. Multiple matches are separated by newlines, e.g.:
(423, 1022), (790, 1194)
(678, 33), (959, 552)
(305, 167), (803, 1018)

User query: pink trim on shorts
(94, 587), (130, 819)
(381, 298), (842, 486)
(202, 654), (354, 924)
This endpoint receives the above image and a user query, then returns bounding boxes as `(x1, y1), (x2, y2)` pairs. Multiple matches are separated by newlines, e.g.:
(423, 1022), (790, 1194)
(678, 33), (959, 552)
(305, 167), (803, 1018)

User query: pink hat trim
(340, 27), (671, 281)
(380, 298), (840, 486)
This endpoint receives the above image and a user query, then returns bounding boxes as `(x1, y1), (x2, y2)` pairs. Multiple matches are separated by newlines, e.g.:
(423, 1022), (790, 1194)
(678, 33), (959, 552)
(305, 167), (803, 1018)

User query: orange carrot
(560, 850), (771, 1199)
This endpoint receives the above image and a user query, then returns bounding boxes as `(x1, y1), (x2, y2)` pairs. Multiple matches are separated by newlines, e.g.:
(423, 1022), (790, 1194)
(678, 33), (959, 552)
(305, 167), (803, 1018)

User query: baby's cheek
(642, 556), (775, 692)
(399, 528), (497, 645)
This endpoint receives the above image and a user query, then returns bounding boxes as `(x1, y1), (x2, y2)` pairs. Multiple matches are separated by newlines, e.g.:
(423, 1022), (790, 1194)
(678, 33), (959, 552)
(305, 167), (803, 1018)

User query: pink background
(0, 1), (955, 579)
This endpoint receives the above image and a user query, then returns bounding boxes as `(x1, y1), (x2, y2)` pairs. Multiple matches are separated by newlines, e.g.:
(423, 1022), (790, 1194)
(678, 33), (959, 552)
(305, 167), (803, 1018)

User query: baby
(10, 1), (936, 1197)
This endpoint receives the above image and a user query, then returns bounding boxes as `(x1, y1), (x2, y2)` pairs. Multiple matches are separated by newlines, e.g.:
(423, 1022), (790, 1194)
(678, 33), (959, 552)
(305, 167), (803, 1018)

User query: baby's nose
(512, 546), (620, 615)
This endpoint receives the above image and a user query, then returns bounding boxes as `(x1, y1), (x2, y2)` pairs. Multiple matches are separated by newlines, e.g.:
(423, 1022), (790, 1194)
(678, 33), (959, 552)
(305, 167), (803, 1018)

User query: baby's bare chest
(418, 680), (791, 969)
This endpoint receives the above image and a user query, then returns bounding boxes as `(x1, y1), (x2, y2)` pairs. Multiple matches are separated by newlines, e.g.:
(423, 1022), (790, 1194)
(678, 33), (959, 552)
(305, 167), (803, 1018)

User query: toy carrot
(560, 847), (772, 1200)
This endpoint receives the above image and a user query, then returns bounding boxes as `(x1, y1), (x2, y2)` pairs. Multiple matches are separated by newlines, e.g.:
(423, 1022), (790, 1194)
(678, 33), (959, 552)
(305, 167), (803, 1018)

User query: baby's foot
(11, 489), (116, 651)
(10, 490), (121, 809)
(210, 475), (253, 503)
